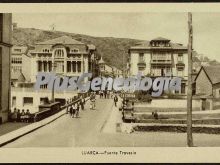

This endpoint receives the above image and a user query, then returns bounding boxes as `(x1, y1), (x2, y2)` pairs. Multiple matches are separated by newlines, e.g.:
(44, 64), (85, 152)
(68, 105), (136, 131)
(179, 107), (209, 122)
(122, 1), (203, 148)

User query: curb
(0, 109), (66, 147)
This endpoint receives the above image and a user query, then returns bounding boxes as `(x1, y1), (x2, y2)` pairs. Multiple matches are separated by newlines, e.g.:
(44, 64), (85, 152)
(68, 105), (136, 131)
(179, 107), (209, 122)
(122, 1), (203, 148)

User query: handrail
(33, 92), (91, 122)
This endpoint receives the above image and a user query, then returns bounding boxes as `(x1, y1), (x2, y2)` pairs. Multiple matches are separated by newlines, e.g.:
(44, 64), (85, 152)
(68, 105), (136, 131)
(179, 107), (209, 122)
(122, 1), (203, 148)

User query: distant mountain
(12, 27), (220, 71)
(12, 27), (140, 70)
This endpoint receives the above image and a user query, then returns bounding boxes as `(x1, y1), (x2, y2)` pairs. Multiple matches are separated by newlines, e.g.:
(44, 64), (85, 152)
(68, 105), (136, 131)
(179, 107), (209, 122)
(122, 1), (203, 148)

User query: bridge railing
(33, 92), (91, 122)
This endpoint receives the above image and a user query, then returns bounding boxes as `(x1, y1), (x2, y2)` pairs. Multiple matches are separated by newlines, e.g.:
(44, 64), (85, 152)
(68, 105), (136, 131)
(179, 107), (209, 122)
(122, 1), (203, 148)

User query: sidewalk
(102, 98), (123, 133)
(0, 97), (91, 147)
(0, 108), (66, 147)
(0, 122), (29, 137)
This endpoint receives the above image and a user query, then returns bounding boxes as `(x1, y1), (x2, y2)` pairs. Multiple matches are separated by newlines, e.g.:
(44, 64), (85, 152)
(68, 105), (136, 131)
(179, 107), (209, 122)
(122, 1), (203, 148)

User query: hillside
(12, 27), (141, 70)
(12, 27), (220, 71)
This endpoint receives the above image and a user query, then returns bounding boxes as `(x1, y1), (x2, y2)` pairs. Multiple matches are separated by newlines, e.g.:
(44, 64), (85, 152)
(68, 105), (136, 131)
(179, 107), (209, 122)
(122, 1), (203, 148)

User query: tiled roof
(203, 66), (220, 84)
(130, 40), (187, 50)
(36, 36), (85, 45)
(151, 37), (170, 41)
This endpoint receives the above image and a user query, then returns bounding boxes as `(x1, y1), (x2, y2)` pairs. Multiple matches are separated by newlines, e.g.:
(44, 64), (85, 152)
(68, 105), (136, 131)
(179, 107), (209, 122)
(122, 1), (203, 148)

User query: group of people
(67, 97), (85, 118)
(10, 108), (31, 123)
(99, 90), (112, 99)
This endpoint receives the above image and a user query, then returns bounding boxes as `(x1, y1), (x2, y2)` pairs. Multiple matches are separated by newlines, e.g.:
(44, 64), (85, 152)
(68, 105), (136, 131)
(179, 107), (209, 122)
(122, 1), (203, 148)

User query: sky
(13, 13), (220, 61)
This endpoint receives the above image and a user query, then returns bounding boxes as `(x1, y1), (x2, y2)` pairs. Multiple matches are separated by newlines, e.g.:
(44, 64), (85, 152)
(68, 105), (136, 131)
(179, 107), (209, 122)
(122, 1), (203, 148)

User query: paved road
(4, 98), (220, 147)
(4, 98), (114, 147)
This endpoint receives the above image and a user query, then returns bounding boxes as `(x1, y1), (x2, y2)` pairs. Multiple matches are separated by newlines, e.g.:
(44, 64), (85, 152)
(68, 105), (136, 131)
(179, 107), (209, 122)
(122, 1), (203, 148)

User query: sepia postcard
(1, 3), (220, 163)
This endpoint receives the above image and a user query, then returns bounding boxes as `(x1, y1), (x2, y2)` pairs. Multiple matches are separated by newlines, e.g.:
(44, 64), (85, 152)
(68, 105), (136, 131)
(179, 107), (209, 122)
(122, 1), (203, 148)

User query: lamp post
(51, 62), (57, 103)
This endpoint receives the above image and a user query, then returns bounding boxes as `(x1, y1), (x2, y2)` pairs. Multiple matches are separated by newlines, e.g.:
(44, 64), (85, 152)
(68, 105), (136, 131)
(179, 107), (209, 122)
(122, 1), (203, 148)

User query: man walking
(114, 95), (118, 107)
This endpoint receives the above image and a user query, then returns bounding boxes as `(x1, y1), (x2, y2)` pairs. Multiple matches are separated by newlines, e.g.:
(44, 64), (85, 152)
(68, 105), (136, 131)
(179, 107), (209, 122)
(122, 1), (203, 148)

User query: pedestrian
(75, 103), (80, 118)
(90, 93), (96, 110)
(25, 109), (30, 123)
(80, 98), (84, 110)
(107, 90), (110, 99)
(12, 108), (17, 122)
(72, 104), (76, 118)
(104, 90), (107, 99)
(69, 105), (73, 117)
(16, 109), (21, 122)
(20, 109), (25, 122)
(99, 90), (102, 99)
(153, 111), (159, 120)
(114, 95), (118, 107)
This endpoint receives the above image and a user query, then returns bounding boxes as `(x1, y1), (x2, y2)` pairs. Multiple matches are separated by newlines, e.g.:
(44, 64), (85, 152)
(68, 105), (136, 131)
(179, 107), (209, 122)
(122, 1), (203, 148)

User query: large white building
(11, 36), (98, 113)
(29, 36), (97, 82)
(128, 37), (188, 94)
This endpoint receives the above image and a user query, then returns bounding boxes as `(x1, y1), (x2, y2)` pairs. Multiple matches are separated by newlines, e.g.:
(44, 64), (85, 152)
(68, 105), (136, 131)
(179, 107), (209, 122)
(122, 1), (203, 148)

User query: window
(72, 49), (79, 53)
(177, 69), (183, 77)
(181, 83), (186, 94)
(72, 61), (76, 72)
(11, 57), (22, 64)
(48, 61), (52, 72)
(178, 54), (183, 62)
(54, 49), (64, 58)
(67, 61), (71, 72)
(14, 49), (21, 52)
(139, 53), (144, 62)
(23, 97), (33, 106)
(38, 61), (42, 72)
(55, 61), (64, 73)
(43, 61), (47, 72)
(77, 61), (81, 72)
(12, 96), (16, 107)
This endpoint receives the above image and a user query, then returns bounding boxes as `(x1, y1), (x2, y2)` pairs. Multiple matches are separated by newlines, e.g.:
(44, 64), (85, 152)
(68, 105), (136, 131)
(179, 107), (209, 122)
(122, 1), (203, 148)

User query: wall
(129, 52), (139, 75)
(144, 53), (151, 75)
(0, 14), (12, 123)
(11, 87), (78, 114)
(136, 98), (201, 108)
(22, 54), (31, 82)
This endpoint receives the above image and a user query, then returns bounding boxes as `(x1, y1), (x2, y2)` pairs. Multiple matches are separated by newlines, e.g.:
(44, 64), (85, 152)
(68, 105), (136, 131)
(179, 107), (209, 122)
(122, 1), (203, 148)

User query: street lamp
(51, 62), (57, 103)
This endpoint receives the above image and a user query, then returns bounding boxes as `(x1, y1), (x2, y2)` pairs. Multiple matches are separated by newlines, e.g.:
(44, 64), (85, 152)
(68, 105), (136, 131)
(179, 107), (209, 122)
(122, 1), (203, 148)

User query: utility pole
(187, 12), (193, 147)
(51, 62), (57, 103)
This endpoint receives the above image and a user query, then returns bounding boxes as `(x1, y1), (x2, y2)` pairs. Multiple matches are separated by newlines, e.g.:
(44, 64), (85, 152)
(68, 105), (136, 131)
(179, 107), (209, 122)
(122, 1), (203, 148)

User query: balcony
(151, 60), (172, 65)
(176, 61), (185, 68)
(137, 60), (146, 68)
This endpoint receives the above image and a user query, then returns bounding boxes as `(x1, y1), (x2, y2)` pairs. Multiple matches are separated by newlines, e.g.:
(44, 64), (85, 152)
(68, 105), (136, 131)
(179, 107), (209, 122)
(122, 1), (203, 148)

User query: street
(4, 98), (220, 147)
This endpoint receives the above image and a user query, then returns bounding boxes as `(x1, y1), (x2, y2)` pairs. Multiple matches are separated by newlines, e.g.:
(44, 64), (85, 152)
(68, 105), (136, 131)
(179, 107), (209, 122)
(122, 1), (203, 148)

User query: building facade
(98, 56), (114, 77)
(29, 36), (97, 82)
(11, 46), (32, 85)
(11, 36), (98, 114)
(0, 13), (12, 123)
(128, 37), (188, 94)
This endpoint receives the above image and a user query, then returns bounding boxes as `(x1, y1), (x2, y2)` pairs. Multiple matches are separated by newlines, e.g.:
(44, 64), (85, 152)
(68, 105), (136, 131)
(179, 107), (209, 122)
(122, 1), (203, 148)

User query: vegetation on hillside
(12, 27), (220, 71)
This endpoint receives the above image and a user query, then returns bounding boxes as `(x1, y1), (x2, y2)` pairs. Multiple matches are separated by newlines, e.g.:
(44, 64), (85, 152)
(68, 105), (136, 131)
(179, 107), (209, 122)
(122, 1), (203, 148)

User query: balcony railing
(151, 60), (172, 64)
(176, 61), (185, 68)
(137, 60), (146, 67)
